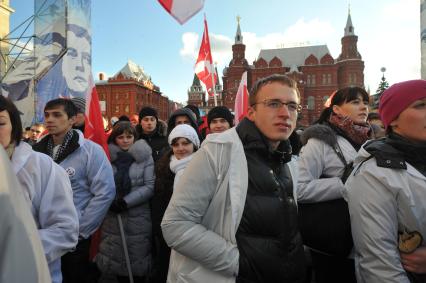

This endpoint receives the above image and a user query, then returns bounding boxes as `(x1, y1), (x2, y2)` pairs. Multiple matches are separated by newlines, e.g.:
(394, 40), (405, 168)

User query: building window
(307, 75), (311, 86)
(124, 105), (129, 113)
(307, 96), (315, 110)
(327, 74), (332, 84)
(311, 75), (316, 86)
(114, 105), (120, 113)
(322, 74), (327, 85)
(349, 73), (357, 84)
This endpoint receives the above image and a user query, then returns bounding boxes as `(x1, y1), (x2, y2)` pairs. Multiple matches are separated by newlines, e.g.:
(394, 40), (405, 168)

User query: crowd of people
(0, 74), (425, 283)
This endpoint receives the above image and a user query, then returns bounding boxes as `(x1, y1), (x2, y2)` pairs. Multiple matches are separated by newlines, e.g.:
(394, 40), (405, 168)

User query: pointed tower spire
(235, 15), (243, 44)
(192, 73), (201, 86)
(344, 5), (355, 36)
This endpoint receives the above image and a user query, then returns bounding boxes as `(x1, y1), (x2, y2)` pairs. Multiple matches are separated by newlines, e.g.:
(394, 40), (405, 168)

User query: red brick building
(96, 60), (171, 121)
(222, 12), (364, 126)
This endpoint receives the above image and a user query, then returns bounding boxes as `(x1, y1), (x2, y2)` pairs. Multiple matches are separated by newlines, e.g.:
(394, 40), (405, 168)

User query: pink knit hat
(379, 80), (426, 128)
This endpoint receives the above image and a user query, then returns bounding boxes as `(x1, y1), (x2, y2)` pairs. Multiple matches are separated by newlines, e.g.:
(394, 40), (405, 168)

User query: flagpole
(211, 62), (217, 106)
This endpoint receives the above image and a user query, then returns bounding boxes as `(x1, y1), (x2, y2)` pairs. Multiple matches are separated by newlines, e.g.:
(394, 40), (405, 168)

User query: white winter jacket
(297, 125), (358, 202)
(344, 143), (426, 283)
(161, 128), (247, 283)
(11, 142), (79, 283)
(0, 147), (51, 283)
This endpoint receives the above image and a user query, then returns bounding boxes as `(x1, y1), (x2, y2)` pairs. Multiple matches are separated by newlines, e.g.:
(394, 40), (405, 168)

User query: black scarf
(386, 132), (426, 176)
(112, 151), (135, 199)
(33, 130), (80, 164)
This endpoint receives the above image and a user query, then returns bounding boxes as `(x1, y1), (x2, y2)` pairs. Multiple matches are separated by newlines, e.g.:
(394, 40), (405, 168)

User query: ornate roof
(257, 45), (331, 67)
(113, 60), (151, 82)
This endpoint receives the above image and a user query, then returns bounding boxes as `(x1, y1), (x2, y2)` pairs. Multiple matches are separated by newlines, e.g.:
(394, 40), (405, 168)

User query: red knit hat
(379, 80), (426, 128)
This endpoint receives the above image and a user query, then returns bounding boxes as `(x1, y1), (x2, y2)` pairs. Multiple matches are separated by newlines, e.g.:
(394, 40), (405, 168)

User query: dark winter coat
(235, 119), (306, 283)
(136, 125), (169, 162)
(96, 140), (155, 277)
(150, 149), (175, 282)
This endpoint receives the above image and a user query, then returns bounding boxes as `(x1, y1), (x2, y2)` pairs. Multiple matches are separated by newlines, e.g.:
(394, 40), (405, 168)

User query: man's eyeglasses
(251, 99), (302, 113)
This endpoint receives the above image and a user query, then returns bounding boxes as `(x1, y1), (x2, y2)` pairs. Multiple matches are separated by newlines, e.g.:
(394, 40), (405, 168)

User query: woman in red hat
(345, 80), (426, 282)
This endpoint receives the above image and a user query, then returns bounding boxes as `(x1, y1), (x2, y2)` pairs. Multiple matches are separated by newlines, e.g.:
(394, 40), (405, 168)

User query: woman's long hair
(316, 86), (369, 124)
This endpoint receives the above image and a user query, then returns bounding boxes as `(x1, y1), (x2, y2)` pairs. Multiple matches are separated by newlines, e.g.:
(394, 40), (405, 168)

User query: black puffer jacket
(235, 119), (306, 283)
(136, 125), (169, 162)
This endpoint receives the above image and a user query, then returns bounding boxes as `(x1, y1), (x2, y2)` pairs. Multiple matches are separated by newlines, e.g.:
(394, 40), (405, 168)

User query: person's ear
(69, 115), (77, 125)
(332, 104), (342, 116)
(246, 106), (256, 122)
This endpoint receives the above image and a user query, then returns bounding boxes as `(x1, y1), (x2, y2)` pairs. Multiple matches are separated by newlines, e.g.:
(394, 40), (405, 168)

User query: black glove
(109, 198), (128, 213)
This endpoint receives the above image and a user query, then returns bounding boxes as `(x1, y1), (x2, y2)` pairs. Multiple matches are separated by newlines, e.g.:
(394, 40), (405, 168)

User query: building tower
(187, 74), (206, 108)
(222, 16), (250, 110)
(336, 7), (364, 88)
(0, 0), (15, 78)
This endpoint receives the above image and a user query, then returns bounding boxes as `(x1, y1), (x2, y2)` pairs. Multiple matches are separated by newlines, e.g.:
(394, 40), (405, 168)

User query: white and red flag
(195, 17), (217, 96)
(158, 0), (204, 25)
(234, 71), (248, 125)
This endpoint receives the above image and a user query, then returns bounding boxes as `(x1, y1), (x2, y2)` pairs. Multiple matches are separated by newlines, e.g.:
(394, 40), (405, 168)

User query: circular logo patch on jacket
(66, 167), (76, 177)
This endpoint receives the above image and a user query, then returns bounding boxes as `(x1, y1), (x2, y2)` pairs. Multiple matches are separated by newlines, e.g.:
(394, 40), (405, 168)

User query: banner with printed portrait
(35, 0), (92, 123)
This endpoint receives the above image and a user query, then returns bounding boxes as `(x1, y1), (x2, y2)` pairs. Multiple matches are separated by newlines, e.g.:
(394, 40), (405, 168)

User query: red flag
(84, 78), (109, 158)
(158, 0), (204, 25)
(195, 17), (217, 96)
(234, 71), (248, 125)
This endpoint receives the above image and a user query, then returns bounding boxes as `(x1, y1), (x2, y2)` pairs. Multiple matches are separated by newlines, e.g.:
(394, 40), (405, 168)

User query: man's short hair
(249, 74), (300, 106)
(44, 98), (78, 119)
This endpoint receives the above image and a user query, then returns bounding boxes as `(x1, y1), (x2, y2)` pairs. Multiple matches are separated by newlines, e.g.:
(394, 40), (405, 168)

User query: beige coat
(0, 147), (51, 283)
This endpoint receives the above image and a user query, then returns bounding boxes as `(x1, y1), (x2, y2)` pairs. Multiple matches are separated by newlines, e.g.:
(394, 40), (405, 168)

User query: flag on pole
(195, 16), (217, 96)
(158, 0), (204, 25)
(234, 71), (248, 125)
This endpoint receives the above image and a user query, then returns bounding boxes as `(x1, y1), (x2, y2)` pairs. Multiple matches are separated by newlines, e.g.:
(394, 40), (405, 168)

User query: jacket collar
(33, 129), (82, 163)
(236, 118), (292, 163)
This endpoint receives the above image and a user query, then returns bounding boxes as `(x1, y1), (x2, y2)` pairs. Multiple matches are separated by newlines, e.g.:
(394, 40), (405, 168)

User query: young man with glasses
(161, 74), (306, 283)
